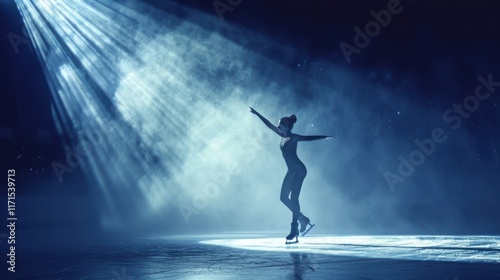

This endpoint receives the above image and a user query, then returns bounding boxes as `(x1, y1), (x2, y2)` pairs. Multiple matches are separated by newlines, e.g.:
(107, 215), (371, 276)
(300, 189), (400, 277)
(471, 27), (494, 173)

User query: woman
(249, 107), (334, 243)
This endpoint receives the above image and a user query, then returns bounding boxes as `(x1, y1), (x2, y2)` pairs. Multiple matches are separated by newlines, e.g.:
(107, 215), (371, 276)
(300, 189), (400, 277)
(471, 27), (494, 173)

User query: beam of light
(201, 235), (500, 263)
(16, 0), (299, 230)
(16, 0), (167, 228)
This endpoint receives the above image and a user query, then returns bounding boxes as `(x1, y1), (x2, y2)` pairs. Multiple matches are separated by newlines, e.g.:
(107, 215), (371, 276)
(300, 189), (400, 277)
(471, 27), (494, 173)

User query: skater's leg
(286, 171), (303, 243)
(289, 169), (306, 219)
(280, 171), (295, 212)
(289, 169), (310, 231)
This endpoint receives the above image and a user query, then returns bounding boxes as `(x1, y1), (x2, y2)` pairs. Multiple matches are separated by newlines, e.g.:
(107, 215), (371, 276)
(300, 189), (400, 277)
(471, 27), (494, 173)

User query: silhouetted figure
(250, 107), (334, 243)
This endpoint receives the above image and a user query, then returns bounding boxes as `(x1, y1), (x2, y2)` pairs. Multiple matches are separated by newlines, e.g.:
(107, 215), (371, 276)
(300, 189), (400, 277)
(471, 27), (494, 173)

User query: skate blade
(301, 224), (315, 237)
(285, 237), (299, 244)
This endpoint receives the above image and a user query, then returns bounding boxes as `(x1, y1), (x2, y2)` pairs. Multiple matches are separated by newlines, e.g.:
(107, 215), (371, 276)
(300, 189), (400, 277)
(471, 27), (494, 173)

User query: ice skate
(301, 223), (315, 237)
(285, 222), (299, 244)
(298, 213), (315, 237)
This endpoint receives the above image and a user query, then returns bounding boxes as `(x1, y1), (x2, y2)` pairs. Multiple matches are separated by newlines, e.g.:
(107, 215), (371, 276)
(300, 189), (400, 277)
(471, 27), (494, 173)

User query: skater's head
(278, 114), (297, 133)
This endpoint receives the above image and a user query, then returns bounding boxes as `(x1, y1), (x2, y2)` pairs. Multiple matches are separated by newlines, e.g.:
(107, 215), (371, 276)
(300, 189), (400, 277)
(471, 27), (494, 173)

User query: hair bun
(289, 114), (297, 124)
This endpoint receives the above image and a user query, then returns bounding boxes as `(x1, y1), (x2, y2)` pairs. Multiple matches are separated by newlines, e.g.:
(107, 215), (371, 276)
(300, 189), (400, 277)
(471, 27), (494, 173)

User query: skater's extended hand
(249, 107), (259, 115)
(326, 136), (335, 140)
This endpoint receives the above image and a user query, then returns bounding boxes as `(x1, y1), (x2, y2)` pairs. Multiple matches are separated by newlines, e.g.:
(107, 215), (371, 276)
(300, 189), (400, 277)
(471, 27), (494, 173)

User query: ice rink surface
(4, 233), (500, 279)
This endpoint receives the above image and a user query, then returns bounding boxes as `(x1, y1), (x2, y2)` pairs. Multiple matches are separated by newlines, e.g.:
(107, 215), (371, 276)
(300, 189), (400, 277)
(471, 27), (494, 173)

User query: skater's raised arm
(249, 107), (282, 136)
(296, 134), (335, 141)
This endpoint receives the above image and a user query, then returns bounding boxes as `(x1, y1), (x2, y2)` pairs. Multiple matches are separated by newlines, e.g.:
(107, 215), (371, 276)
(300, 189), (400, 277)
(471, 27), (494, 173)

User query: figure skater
(249, 107), (334, 243)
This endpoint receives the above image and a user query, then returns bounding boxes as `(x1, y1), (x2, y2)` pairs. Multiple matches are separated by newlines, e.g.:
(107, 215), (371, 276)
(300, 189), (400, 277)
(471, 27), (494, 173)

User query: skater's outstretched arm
(249, 107), (282, 136)
(296, 134), (335, 141)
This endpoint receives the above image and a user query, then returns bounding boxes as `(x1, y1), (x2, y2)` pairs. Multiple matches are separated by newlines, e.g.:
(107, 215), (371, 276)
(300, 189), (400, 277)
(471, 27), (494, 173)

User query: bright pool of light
(201, 235), (500, 263)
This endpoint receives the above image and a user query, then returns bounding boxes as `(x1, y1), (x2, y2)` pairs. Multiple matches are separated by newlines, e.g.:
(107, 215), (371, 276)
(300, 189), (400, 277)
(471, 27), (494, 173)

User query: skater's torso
(280, 134), (306, 172)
